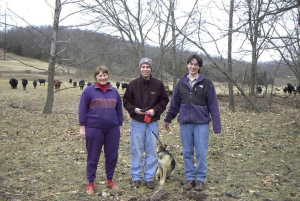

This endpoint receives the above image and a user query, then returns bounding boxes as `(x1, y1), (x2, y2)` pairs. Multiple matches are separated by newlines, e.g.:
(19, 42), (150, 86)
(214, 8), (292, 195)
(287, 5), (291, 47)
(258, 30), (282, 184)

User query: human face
(96, 71), (109, 85)
(140, 64), (151, 78)
(187, 58), (200, 76)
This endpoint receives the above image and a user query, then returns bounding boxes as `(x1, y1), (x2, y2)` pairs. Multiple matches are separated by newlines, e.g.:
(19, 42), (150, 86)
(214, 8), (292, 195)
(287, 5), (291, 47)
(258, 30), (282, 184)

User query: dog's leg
(156, 167), (161, 180)
(160, 167), (167, 185)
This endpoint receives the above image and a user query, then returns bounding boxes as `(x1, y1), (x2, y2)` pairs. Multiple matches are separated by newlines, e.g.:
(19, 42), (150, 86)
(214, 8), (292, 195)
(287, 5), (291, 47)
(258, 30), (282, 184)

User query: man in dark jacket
(164, 54), (221, 191)
(123, 57), (169, 189)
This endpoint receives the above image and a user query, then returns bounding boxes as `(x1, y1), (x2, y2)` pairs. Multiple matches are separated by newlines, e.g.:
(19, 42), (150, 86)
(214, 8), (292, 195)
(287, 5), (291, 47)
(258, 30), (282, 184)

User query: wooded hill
(0, 26), (294, 83)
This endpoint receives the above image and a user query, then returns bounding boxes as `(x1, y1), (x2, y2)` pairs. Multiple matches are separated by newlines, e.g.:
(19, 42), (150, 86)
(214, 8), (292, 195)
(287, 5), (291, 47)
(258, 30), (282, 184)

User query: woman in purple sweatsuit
(79, 66), (123, 194)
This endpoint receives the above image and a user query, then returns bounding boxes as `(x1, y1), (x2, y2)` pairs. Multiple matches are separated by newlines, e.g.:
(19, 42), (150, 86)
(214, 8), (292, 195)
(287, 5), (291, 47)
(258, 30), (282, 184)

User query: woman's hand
(80, 126), (86, 138)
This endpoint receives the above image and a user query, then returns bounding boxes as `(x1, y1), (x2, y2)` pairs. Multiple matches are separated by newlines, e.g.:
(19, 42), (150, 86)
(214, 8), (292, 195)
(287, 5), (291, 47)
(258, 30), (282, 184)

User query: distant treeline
(0, 26), (191, 79)
(0, 26), (289, 84)
(0, 26), (139, 74)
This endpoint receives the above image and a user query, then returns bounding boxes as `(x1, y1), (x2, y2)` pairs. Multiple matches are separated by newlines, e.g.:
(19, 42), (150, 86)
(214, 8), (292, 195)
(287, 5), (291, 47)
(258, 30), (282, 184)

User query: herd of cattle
(255, 84), (300, 95)
(8, 78), (92, 91)
(8, 78), (130, 91)
(8, 78), (300, 96)
(250, 83), (300, 95)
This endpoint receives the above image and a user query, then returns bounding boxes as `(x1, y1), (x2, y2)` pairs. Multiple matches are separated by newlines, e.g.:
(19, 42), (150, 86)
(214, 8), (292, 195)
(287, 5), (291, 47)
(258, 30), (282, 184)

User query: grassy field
(0, 75), (299, 201)
(0, 52), (76, 79)
(0, 52), (299, 201)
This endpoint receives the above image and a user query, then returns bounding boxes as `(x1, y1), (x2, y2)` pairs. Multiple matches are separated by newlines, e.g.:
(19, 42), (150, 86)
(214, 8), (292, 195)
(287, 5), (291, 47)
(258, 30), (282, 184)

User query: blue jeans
(130, 120), (158, 182)
(180, 124), (209, 182)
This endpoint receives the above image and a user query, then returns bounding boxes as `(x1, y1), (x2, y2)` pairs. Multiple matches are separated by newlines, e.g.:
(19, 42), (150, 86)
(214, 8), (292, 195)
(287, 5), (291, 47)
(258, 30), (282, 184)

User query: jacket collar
(183, 73), (205, 84)
(94, 82), (113, 91)
(139, 75), (152, 84)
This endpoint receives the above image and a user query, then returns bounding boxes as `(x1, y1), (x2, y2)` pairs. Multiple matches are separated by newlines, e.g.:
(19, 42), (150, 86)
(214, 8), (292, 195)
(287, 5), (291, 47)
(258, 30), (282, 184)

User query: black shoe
(132, 180), (142, 188)
(194, 181), (205, 191)
(182, 180), (195, 191)
(146, 181), (155, 189)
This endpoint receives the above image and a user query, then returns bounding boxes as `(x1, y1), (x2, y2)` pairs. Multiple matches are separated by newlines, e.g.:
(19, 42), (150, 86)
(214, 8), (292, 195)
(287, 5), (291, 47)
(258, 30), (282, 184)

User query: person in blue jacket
(164, 54), (221, 191)
(79, 66), (123, 194)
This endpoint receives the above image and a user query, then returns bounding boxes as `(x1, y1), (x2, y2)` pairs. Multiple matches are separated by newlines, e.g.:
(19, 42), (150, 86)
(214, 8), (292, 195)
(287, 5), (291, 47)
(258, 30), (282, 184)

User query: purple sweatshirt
(79, 84), (123, 129)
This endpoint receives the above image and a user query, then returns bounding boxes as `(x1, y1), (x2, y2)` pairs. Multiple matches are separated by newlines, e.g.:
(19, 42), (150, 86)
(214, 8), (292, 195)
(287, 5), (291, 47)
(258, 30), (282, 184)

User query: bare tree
(228, 0), (235, 112)
(78, 0), (158, 73)
(173, 1), (261, 112)
(149, 0), (173, 81)
(268, 6), (300, 85)
(241, 0), (278, 97)
(43, 0), (62, 114)
(170, 0), (177, 89)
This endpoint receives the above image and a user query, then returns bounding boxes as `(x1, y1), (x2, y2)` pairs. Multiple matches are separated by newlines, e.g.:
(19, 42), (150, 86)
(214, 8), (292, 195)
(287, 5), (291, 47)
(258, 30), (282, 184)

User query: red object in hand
(144, 114), (152, 123)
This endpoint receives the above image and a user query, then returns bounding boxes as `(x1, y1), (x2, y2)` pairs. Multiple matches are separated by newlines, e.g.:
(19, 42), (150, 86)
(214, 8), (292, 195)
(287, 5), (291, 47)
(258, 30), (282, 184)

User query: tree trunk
(171, 0), (177, 90)
(228, 0), (235, 112)
(43, 0), (62, 114)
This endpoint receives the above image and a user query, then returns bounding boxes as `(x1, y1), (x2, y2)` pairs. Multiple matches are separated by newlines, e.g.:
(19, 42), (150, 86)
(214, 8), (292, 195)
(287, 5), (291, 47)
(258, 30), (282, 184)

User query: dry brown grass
(0, 55), (300, 201)
(0, 76), (299, 201)
(0, 52), (76, 77)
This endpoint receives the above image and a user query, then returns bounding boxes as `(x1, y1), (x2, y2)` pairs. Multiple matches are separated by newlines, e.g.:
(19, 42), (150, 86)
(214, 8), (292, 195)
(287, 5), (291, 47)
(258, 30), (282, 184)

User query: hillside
(1, 27), (297, 85)
(0, 51), (79, 81)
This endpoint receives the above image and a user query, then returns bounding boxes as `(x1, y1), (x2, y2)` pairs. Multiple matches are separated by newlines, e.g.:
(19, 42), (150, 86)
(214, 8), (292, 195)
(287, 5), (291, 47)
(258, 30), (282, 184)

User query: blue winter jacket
(164, 74), (221, 133)
(79, 84), (123, 129)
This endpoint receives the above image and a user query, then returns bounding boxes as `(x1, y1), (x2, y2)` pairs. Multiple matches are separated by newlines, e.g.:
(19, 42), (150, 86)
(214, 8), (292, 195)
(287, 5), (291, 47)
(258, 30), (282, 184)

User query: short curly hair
(94, 66), (109, 80)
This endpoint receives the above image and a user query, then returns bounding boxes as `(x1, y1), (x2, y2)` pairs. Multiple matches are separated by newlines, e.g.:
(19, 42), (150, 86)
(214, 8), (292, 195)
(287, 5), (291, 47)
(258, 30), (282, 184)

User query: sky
(1, 0), (54, 26)
(0, 0), (85, 27)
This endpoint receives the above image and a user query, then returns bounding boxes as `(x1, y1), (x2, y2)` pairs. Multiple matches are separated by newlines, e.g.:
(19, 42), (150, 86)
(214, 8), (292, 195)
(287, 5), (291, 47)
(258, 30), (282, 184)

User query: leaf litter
(0, 84), (299, 201)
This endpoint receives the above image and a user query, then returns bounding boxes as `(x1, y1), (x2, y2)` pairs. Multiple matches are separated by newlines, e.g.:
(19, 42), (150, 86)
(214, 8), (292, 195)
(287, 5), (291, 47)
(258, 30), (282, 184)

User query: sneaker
(106, 180), (118, 190)
(146, 181), (155, 189)
(194, 181), (205, 191)
(131, 180), (142, 188)
(86, 182), (96, 194)
(182, 180), (195, 191)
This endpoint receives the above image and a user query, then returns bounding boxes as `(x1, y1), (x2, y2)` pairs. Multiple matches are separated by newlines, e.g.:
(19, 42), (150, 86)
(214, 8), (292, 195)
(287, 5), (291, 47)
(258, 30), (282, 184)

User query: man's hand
(164, 122), (171, 132)
(145, 109), (155, 116)
(135, 108), (145, 115)
(80, 126), (86, 138)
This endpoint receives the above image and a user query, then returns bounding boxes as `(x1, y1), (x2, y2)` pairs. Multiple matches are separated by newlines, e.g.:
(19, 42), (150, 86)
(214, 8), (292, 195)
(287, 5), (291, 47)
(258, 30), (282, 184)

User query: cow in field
(121, 82), (128, 90)
(283, 83), (295, 95)
(38, 79), (46, 86)
(116, 81), (120, 89)
(256, 86), (262, 94)
(54, 80), (62, 89)
(9, 78), (18, 89)
(33, 80), (37, 89)
(79, 80), (85, 90)
(73, 81), (77, 87)
(21, 79), (28, 90)
(69, 78), (72, 83)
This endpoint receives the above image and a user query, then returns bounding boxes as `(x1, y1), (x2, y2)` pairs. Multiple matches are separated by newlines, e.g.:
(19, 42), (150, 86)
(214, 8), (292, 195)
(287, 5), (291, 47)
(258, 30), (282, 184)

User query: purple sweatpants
(85, 126), (120, 183)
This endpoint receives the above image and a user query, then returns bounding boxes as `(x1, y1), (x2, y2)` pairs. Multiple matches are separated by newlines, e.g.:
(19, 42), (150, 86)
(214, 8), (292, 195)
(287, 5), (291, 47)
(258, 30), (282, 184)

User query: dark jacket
(164, 74), (221, 133)
(79, 84), (123, 129)
(123, 76), (169, 123)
